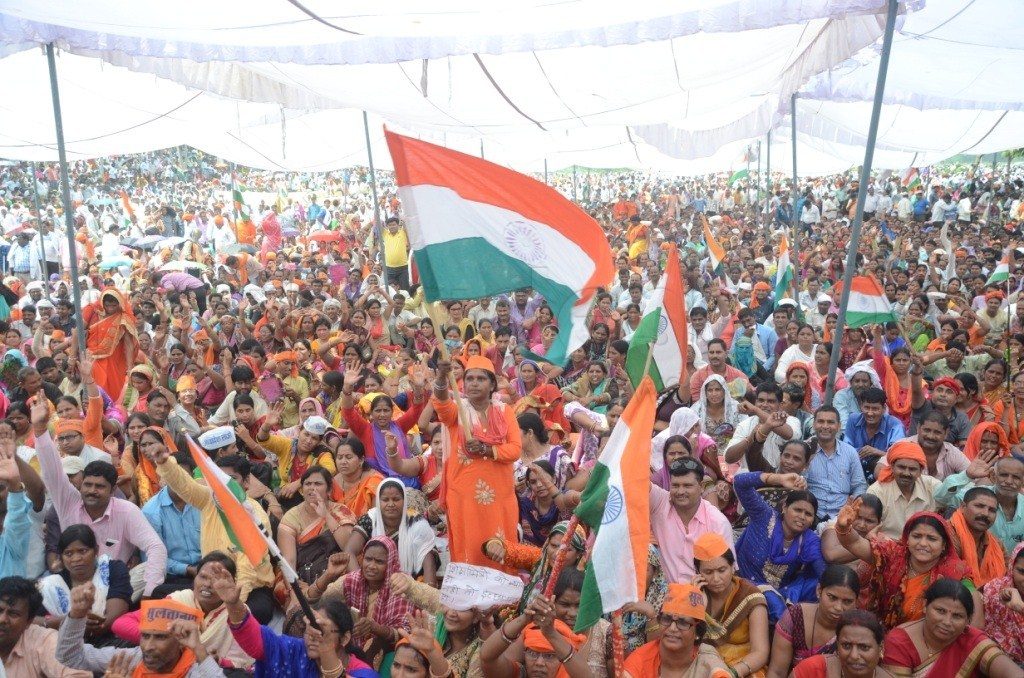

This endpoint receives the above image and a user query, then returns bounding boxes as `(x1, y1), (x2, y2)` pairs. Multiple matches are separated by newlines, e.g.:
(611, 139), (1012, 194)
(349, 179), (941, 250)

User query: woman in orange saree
(83, 289), (138, 403)
(432, 355), (521, 570)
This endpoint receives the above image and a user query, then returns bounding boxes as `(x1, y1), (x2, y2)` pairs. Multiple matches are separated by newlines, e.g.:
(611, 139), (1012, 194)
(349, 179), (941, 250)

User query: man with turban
(57, 588), (219, 678)
(866, 440), (940, 539)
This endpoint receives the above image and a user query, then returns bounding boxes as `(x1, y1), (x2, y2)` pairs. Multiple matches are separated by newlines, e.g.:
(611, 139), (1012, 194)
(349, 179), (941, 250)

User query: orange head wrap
(54, 418), (84, 436)
(214, 215), (225, 226)
(192, 329), (210, 343)
(139, 599), (203, 633)
(141, 426), (178, 453)
(753, 281), (772, 292)
(175, 374), (197, 393)
(464, 355), (495, 376)
(962, 422), (1011, 461)
(661, 583), (707, 621)
(273, 351), (298, 364)
(876, 440), (926, 483)
(522, 620), (586, 656)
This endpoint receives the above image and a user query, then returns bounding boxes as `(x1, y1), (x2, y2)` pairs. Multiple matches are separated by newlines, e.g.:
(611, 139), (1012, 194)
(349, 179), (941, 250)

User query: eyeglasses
(524, 649), (559, 663)
(657, 614), (697, 631)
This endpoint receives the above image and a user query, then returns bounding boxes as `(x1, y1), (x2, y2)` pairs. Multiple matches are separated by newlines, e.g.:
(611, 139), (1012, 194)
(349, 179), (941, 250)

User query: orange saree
(83, 290), (139, 402)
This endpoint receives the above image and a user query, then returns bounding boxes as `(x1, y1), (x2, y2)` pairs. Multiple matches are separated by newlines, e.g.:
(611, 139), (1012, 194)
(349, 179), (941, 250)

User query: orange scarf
(950, 509), (1006, 587)
(881, 357), (912, 420)
(131, 648), (195, 678)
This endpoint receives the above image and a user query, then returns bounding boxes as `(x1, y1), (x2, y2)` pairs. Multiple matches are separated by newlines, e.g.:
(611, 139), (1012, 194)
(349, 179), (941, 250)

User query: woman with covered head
(82, 289), (139, 404)
(432, 355), (521, 569)
(340, 359), (427, 486)
(835, 500), (977, 630)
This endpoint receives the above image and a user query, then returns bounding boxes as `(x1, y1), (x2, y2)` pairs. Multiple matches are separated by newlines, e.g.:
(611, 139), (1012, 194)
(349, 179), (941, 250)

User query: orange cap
(693, 533), (731, 562)
(661, 583), (707, 621)
(54, 418), (84, 436)
(464, 355), (495, 376)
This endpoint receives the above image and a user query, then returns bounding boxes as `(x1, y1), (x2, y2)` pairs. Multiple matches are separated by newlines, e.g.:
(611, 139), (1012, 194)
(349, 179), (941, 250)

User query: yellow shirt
(156, 458), (276, 598)
(264, 434), (337, 484)
(383, 228), (409, 267)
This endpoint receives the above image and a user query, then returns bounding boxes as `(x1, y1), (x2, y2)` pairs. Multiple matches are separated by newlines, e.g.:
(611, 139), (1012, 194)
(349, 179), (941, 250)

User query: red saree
(882, 623), (1003, 677)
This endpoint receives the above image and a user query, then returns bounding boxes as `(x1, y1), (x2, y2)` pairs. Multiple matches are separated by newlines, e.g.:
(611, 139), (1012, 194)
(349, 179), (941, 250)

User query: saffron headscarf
(962, 421), (1010, 460)
(876, 440), (926, 483)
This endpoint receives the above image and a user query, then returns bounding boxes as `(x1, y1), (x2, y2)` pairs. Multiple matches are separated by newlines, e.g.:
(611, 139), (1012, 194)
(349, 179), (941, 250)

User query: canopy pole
(544, 158), (549, 186)
(824, 0), (900, 405)
(45, 43), (86, 355)
(572, 166), (578, 202)
(362, 111), (385, 290)
(790, 93), (800, 290)
(765, 130), (772, 235)
(480, 140), (485, 160)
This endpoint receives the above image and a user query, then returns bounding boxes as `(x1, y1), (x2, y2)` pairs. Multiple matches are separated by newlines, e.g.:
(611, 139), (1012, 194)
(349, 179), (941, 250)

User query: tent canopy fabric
(0, 0), (900, 64)
(0, 0), (1020, 175)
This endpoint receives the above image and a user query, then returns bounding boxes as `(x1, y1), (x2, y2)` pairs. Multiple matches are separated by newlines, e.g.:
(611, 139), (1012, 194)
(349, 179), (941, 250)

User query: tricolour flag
(902, 167), (921, 190)
(987, 249), (1010, 285)
(625, 244), (688, 391)
(232, 185), (253, 232)
(775, 234), (794, 300)
(728, 168), (749, 187)
(187, 437), (269, 567)
(386, 131), (614, 365)
(573, 376), (655, 632)
(837, 276), (898, 328)
(701, 215), (726, 274)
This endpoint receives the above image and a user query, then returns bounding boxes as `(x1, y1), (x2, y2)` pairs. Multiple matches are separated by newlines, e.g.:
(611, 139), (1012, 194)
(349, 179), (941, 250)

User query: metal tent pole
(790, 93), (801, 289)
(572, 166), (578, 202)
(824, 0), (900, 405)
(756, 141), (762, 228)
(362, 111), (385, 289)
(544, 158), (549, 185)
(44, 43), (86, 354)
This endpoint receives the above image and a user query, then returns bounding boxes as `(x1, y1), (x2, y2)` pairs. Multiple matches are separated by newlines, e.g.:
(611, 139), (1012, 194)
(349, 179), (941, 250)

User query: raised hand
(398, 609), (437, 656)
(0, 444), (20, 486)
(776, 473), (807, 491)
(965, 448), (997, 480)
(264, 400), (284, 429)
(79, 354), (95, 381)
(322, 553), (348, 582)
(207, 562), (242, 607)
(103, 651), (135, 678)
(383, 430), (398, 454)
(525, 594), (556, 630)
(29, 396), (49, 431)
(68, 582), (96, 619)
(836, 496), (862, 534)
(170, 620), (203, 653)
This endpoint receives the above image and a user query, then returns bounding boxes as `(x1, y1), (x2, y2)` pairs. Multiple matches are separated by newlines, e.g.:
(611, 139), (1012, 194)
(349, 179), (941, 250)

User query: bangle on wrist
(558, 648), (576, 665)
(499, 622), (517, 644)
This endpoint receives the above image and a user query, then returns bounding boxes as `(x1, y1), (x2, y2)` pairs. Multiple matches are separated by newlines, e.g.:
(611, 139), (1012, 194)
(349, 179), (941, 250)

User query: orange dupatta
(950, 508), (1006, 587)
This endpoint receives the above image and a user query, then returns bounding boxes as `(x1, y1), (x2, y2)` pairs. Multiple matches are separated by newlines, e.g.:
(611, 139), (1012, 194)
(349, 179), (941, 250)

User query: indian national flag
(119, 189), (135, 220)
(232, 186), (253, 232)
(728, 168), (749, 187)
(839, 276), (897, 328)
(625, 244), (688, 391)
(701, 215), (726, 274)
(987, 249), (1010, 285)
(902, 167), (921, 190)
(573, 376), (655, 632)
(187, 437), (269, 568)
(386, 130), (614, 364)
(774, 234), (794, 299)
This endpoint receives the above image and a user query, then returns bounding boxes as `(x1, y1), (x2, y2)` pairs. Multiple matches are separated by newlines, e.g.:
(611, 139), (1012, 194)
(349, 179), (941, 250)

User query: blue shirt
(731, 323), (778, 371)
(806, 439), (867, 519)
(141, 487), (202, 576)
(0, 492), (31, 578)
(843, 412), (906, 452)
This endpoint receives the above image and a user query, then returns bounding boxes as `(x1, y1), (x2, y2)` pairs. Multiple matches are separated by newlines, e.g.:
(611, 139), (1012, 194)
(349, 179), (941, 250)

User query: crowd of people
(0, 148), (1020, 678)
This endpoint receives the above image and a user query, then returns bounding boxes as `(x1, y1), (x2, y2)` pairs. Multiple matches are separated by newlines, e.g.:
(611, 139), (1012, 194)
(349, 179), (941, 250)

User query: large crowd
(0, 149), (1021, 678)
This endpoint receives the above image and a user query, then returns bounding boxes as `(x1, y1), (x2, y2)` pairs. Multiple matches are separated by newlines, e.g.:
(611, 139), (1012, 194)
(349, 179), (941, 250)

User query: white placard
(439, 563), (525, 611)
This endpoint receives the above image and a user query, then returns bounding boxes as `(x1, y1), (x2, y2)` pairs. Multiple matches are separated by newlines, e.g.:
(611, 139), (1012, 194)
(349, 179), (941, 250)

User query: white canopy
(0, 0), (1020, 174)
(0, 0), (900, 63)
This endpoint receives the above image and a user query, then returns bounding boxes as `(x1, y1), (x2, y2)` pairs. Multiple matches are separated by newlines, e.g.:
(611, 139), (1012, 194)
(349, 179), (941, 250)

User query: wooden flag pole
(611, 610), (625, 678)
(541, 515), (581, 598)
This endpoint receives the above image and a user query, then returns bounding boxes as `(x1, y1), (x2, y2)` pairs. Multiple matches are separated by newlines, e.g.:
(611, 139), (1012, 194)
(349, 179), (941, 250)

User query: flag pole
(764, 129), (772, 236)
(541, 514), (581, 598)
(275, 556), (322, 631)
(824, 0), (900, 405)
(424, 308), (473, 440)
(44, 43), (87, 356)
(610, 611), (625, 678)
